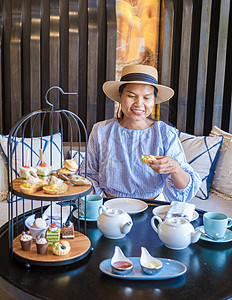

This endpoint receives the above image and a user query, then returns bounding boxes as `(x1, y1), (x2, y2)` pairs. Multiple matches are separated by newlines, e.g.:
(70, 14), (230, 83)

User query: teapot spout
(191, 228), (202, 244)
(120, 221), (133, 234)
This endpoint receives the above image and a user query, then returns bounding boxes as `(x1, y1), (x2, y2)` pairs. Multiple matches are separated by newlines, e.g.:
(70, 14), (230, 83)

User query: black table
(1, 200), (232, 300)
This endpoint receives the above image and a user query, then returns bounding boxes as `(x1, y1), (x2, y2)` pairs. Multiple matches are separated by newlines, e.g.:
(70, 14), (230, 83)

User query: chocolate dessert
(61, 221), (74, 239)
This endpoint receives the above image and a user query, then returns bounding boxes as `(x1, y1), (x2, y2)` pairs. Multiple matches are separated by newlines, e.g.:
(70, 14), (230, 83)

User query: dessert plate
(99, 257), (187, 280)
(104, 198), (148, 215)
(196, 226), (232, 243)
(73, 209), (98, 222)
(152, 205), (199, 222)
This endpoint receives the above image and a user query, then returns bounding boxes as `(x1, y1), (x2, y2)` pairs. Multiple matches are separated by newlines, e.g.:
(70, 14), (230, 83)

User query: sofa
(0, 125), (232, 228)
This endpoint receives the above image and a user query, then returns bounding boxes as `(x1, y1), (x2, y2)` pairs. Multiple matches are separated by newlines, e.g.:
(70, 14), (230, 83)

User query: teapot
(151, 215), (202, 250)
(97, 205), (133, 239)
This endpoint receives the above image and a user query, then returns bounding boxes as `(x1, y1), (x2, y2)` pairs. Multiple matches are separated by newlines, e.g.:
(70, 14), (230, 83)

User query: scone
(52, 240), (71, 256)
(63, 159), (78, 172)
(140, 154), (156, 164)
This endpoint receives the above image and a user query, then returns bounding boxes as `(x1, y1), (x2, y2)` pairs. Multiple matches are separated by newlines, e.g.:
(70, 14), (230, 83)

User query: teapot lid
(165, 217), (189, 226)
(103, 208), (126, 217)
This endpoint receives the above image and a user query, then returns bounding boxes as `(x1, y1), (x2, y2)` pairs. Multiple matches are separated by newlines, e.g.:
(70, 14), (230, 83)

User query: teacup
(77, 195), (103, 219)
(203, 212), (232, 239)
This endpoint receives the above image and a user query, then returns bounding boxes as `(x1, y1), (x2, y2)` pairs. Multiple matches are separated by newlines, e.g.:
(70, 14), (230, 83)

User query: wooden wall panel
(160, 0), (232, 135)
(0, 0), (116, 139)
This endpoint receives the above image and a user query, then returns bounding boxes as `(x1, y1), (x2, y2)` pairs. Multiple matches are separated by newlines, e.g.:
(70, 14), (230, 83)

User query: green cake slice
(46, 223), (60, 245)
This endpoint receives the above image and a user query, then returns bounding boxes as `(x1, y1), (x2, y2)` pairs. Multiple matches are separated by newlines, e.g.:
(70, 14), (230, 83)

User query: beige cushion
(210, 126), (232, 198)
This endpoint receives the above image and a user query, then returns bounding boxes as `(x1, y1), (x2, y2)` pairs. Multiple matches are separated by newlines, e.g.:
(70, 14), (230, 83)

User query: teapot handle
(151, 216), (163, 233)
(98, 204), (106, 215)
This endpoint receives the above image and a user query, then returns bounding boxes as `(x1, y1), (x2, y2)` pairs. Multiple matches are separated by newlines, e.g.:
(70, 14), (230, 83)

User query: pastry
(140, 154), (156, 164)
(20, 178), (49, 194)
(63, 159), (78, 172)
(61, 221), (74, 239)
(36, 234), (48, 254)
(69, 175), (91, 186)
(57, 167), (76, 176)
(36, 162), (52, 181)
(33, 217), (47, 229)
(43, 178), (69, 195)
(52, 240), (71, 256)
(20, 231), (33, 251)
(46, 223), (60, 245)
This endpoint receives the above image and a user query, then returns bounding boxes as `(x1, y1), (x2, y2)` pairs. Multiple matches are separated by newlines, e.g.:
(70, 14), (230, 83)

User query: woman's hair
(117, 83), (158, 119)
(119, 83), (158, 97)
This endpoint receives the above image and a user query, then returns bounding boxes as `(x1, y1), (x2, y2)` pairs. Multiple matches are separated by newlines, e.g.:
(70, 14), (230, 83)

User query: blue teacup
(203, 212), (232, 239)
(78, 195), (103, 219)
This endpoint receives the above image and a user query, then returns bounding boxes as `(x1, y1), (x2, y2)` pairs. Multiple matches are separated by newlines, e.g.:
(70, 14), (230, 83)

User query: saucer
(73, 209), (98, 222)
(196, 226), (232, 243)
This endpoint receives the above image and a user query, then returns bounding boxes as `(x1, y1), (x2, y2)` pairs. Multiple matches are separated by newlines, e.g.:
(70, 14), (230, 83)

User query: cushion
(210, 126), (232, 198)
(0, 133), (64, 201)
(179, 132), (223, 200)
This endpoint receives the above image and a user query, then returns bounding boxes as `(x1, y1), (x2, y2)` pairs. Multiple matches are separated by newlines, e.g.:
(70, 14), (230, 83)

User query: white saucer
(152, 205), (199, 222)
(73, 209), (98, 222)
(196, 226), (232, 243)
(104, 198), (148, 214)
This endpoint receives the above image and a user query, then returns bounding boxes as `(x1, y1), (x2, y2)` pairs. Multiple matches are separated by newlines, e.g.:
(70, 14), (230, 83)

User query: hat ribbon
(120, 73), (158, 85)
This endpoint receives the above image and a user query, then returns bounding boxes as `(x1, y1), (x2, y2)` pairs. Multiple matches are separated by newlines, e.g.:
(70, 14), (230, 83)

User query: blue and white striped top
(81, 118), (201, 202)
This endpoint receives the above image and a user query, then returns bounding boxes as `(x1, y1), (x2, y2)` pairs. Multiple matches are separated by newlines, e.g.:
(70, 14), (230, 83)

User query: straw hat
(103, 64), (174, 104)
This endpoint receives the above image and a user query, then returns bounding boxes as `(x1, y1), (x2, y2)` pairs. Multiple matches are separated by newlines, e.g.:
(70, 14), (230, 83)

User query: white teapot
(97, 205), (133, 239)
(151, 216), (201, 250)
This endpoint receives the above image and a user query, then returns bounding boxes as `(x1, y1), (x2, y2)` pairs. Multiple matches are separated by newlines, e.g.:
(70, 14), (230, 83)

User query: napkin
(42, 203), (71, 227)
(165, 201), (195, 221)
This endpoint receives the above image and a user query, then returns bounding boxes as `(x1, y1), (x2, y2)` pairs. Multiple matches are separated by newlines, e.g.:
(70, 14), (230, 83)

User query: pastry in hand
(140, 154), (156, 164)
(52, 240), (71, 256)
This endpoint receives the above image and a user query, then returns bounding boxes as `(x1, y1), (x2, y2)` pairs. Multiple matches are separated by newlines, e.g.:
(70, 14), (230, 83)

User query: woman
(81, 64), (201, 202)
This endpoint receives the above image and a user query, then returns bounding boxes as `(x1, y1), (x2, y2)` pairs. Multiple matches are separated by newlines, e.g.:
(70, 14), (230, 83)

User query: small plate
(152, 205), (199, 222)
(104, 198), (148, 215)
(196, 226), (232, 243)
(99, 257), (186, 280)
(73, 209), (98, 222)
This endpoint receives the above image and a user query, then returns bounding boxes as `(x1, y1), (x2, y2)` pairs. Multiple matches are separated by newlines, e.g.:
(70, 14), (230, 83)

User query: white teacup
(77, 195), (103, 219)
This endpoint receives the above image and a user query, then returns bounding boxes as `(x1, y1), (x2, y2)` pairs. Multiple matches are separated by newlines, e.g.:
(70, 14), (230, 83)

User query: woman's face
(120, 83), (155, 123)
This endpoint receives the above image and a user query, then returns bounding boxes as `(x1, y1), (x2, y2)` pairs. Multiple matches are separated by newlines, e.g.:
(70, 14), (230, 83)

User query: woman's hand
(148, 156), (190, 189)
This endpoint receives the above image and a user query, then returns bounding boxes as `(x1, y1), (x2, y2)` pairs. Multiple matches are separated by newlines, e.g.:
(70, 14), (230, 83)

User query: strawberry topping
(39, 162), (47, 167)
(50, 222), (57, 228)
(23, 165), (30, 168)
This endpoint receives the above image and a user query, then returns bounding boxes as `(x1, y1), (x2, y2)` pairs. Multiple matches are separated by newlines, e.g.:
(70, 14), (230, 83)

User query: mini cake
(20, 231), (33, 251)
(61, 221), (74, 239)
(19, 166), (37, 181)
(36, 234), (48, 254)
(36, 162), (52, 181)
(52, 240), (71, 256)
(46, 223), (60, 245)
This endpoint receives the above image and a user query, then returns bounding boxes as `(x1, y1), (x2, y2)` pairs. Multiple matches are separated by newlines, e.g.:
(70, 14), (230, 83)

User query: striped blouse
(81, 118), (201, 202)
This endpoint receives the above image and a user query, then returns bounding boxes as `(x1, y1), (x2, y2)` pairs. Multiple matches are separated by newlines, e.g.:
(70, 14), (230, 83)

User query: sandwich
(19, 166), (37, 182)
(36, 161), (52, 181)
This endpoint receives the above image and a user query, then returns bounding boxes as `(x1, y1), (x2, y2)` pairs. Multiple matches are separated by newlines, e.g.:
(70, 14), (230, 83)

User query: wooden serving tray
(13, 231), (91, 265)
(12, 178), (92, 201)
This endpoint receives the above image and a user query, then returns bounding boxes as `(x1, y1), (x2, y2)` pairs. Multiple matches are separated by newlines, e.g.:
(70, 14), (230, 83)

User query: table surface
(1, 200), (232, 300)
